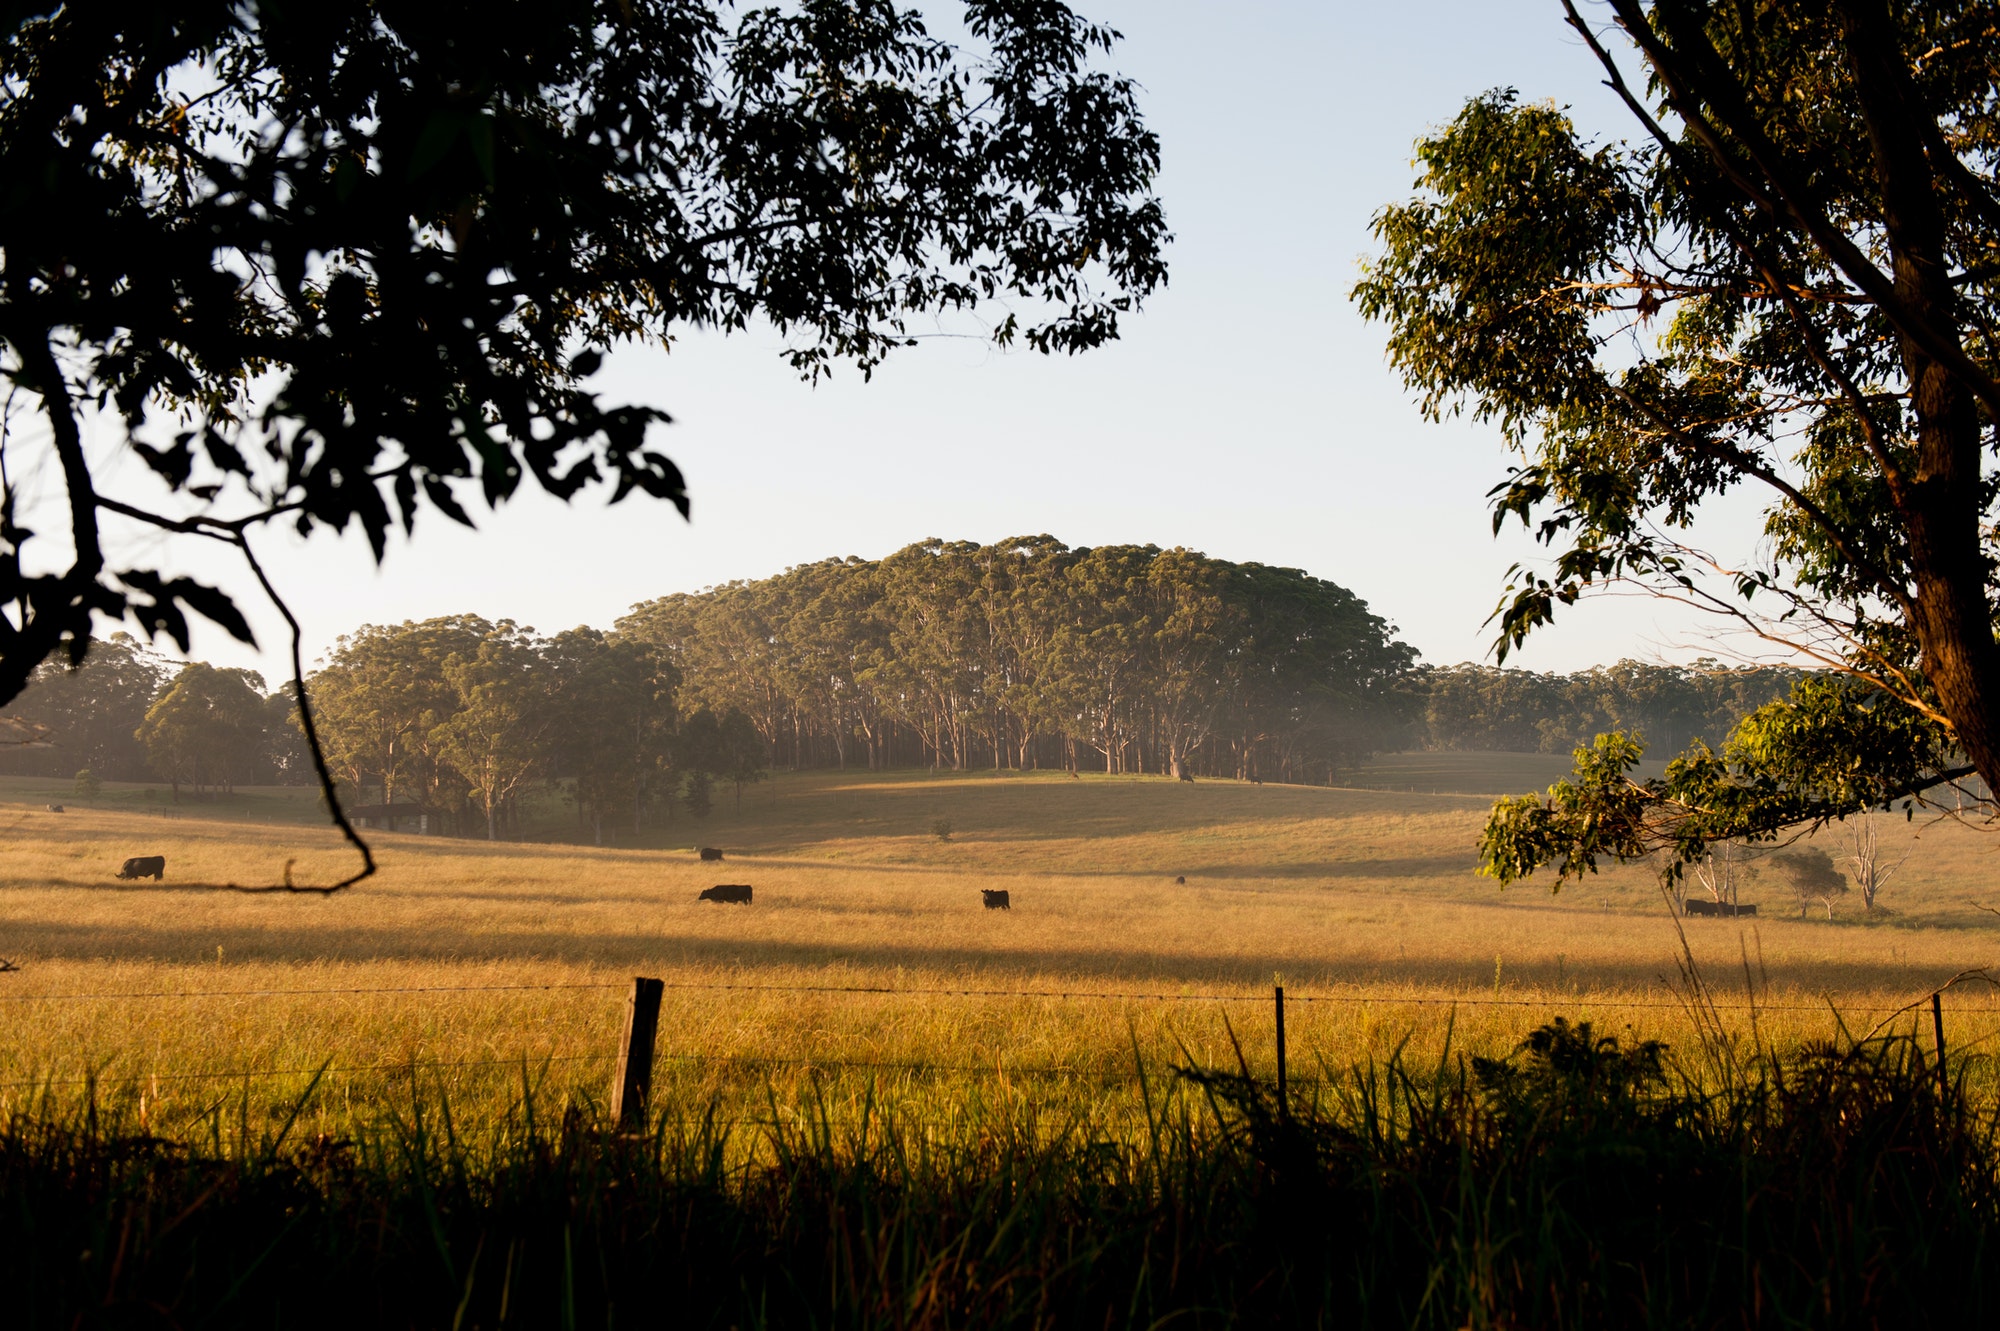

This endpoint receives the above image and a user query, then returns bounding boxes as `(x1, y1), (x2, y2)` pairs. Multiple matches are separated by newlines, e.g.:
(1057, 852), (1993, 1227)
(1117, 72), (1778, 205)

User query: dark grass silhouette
(6, 1020), (1996, 1328)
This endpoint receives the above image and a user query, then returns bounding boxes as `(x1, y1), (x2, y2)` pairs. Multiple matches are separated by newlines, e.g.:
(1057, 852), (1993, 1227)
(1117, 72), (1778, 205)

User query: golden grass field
(2, 757), (1998, 1143)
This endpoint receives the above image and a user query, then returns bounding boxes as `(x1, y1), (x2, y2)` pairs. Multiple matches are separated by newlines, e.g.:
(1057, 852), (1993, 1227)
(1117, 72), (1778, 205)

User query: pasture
(2, 757), (1997, 1143)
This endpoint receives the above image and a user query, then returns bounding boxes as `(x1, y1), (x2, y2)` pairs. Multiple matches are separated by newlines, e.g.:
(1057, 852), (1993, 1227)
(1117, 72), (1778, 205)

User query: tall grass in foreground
(7, 1018), (1997, 1329)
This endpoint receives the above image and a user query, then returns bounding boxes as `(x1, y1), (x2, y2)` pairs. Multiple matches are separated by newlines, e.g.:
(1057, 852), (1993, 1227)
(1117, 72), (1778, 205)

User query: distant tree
(1409, 661), (1801, 757)
(0, 634), (168, 780)
(260, 688), (317, 787)
(547, 628), (677, 843)
(311, 617), (491, 809)
(1842, 811), (1913, 915)
(1764, 847), (1849, 921)
(718, 709), (769, 812)
(675, 708), (723, 818)
(72, 768), (100, 803)
(433, 625), (550, 840)
(621, 536), (1414, 781)
(136, 664), (269, 800)
(1690, 841), (1750, 908)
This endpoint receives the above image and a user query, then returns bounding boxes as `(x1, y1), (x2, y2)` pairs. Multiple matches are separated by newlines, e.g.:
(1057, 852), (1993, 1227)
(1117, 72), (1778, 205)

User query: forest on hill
(0, 538), (1812, 836)
(617, 538), (1416, 782)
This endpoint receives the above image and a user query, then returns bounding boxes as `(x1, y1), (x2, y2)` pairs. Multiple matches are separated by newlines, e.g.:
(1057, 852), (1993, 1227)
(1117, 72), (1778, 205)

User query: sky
(82, 0), (1781, 682)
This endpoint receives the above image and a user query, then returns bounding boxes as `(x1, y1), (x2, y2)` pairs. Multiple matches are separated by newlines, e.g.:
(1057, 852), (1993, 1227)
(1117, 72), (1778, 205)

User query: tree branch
(1613, 0), (2000, 425)
(227, 532), (374, 895)
(1561, 1), (1914, 506)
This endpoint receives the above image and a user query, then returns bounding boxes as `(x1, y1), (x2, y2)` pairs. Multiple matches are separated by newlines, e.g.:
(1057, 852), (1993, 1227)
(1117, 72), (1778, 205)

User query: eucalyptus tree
(1357, 1), (2000, 884)
(874, 541), (988, 769)
(546, 628), (677, 842)
(979, 535), (1078, 769)
(434, 623), (550, 840)
(136, 663), (271, 799)
(1143, 549), (1236, 780)
(309, 616), (490, 808)
(2, 0), (1166, 885)
(0, 634), (167, 780)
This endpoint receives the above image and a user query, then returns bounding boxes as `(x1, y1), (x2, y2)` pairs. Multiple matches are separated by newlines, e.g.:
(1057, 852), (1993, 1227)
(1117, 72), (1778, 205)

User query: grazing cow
(1174, 875), (1186, 885)
(982, 889), (1011, 910)
(1684, 899), (1757, 917)
(699, 884), (752, 904)
(698, 846), (725, 862)
(46, 804), (63, 813)
(116, 855), (166, 881)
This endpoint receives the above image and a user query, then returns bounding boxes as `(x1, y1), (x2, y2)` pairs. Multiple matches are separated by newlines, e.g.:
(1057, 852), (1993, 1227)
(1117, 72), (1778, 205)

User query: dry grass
(3, 762), (1998, 1141)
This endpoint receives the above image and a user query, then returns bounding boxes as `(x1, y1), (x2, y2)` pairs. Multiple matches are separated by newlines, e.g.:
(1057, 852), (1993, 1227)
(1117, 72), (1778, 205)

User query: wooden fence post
(1274, 980), (1288, 1123)
(1932, 990), (1949, 1104)
(612, 976), (664, 1132)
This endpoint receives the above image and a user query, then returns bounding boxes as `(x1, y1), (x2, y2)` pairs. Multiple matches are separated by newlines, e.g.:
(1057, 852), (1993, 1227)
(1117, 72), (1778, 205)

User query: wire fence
(1, 972), (1993, 1096)
(0, 1051), (1233, 1093)
(0, 976), (1986, 1013)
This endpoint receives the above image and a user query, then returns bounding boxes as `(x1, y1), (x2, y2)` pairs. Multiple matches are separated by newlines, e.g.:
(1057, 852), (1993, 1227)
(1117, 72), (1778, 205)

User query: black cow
(1684, 899), (1757, 917)
(1174, 875), (1186, 885)
(699, 884), (752, 904)
(982, 889), (1010, 910)
(117, 855), (166, 881)
(698, 846), (725, 862)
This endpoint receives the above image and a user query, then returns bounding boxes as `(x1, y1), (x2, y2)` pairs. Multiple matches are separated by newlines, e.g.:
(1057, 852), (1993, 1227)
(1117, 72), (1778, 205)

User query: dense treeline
(309, 617), (764, 840)
(619, 538), (1416, 782)
(1412, 660), (1807, 755)
(0, 636), (309, 794)
(0, 540), (1815, 827)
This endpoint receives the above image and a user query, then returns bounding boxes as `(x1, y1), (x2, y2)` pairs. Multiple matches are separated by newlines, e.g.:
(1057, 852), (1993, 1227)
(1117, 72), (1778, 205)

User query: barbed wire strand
(0, 976), (1977, 1014)
(0, 1052), (620, 1092)
(11, 1015), (2000, 1093)
(0, 1051), (1300, 1093)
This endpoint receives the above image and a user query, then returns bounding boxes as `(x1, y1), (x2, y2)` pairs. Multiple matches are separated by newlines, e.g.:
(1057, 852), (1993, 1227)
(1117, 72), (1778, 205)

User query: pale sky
(78, 0), (1780, 683)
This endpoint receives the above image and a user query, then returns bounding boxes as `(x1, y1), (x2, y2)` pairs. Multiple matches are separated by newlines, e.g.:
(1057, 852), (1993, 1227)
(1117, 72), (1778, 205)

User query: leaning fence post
(612, 976), (665, 1132)
(1932, 990), (1949, 1104)
(1274, 978), (1288, 1123)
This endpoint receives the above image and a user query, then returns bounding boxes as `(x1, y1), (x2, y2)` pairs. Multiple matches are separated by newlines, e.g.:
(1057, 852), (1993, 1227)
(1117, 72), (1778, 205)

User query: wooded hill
(0, 538), (1818, 835)
(617, 538), (1417, 782)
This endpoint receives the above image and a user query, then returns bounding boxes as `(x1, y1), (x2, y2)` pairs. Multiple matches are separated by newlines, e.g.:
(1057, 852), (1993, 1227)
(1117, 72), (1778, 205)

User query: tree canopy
(0, 0), (1165, 883)
(309, 616), (737, 841)
(1412, 659), (1802, 756)
(618, 537), (1416, 781)
(1357, 0), (2000, 885)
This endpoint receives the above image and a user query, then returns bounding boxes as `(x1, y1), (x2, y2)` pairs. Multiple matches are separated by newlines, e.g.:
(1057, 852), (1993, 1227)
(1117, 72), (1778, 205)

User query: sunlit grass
(3, 763), (1997, 1142)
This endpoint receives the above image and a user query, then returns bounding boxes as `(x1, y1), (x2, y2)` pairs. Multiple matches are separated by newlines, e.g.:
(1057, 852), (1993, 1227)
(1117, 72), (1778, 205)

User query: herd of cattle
(691, 849), (1015, 909)
(95, 839), (1788, 923)
(96, 845), (1779, 919)
(95, 843), (1017, 909)
(1682, 899), (1758, 917)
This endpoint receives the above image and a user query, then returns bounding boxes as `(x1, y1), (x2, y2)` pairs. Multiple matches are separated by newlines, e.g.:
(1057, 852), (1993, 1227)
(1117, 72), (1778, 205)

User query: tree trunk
(1838, 0), (2000, 791)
